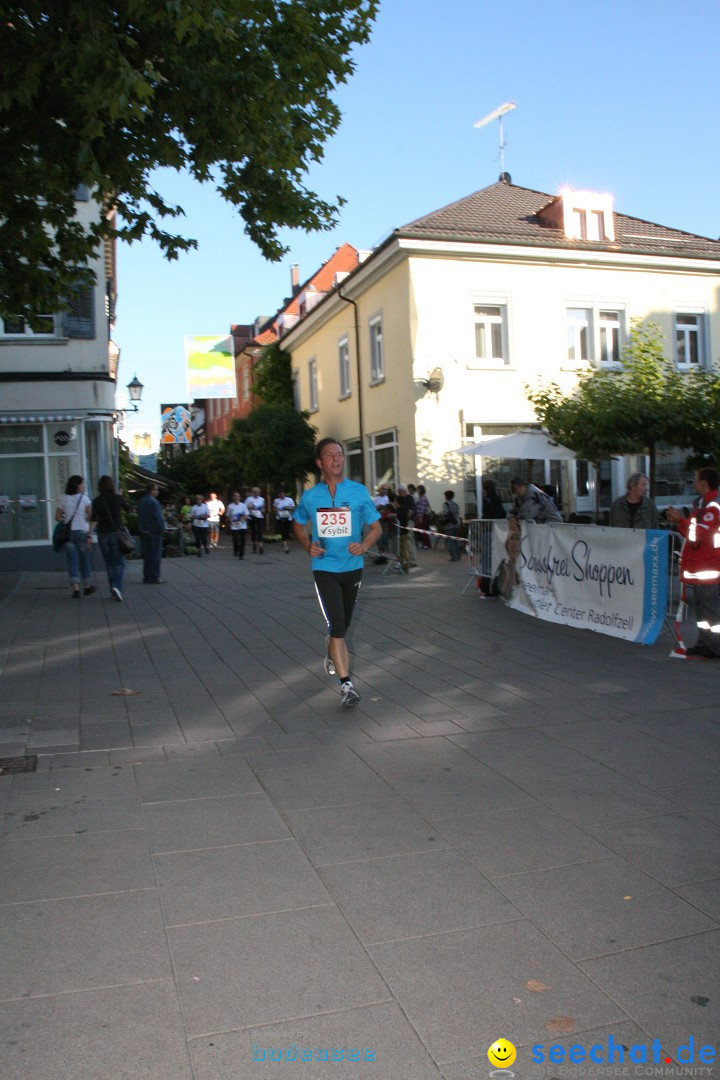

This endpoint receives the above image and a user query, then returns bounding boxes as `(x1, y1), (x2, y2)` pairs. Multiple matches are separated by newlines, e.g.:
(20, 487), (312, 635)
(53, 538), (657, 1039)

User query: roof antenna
(474, 101), (516, 181)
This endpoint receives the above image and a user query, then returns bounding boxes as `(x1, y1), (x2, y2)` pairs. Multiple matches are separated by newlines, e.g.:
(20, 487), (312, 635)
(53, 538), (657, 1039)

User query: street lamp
(126, 375), (144, 412)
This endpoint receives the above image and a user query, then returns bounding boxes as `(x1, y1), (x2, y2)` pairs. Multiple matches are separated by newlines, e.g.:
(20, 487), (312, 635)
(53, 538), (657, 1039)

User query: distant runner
(293, 438), (381, 708)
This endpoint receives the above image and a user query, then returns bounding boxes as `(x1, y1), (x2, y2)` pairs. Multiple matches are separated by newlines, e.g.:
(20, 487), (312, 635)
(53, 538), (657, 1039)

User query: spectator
(440, 489), (462, 561)
(137, 483), (166, 584)
(415, 484), (432, 549)
(510, 478), (563, 523)
(666, 466), (720, 658)
(609, 473), (659, 529)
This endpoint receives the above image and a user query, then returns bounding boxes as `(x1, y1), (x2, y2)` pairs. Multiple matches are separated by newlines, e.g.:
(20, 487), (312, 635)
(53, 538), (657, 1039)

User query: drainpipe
(337, 284), (365, 486)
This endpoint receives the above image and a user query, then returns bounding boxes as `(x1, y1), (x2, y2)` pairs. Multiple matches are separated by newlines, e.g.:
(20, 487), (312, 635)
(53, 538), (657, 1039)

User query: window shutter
(63, 287), (95, 339)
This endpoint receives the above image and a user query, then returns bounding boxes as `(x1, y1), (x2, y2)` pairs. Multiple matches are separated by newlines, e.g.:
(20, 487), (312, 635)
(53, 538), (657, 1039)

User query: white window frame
(368, 429), (398, 492)
(308, 357), (318, 412)
(565, 303), (626, 368)
(338, 336), (351, 398)
(674, 310), (706, 369)
(369, 313), (385, 383)
(470, 299), (509, 367)
(0, 313), (57, 338)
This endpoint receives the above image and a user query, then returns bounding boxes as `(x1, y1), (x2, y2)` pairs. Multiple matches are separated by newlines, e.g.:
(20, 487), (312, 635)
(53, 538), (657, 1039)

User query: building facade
(280, 179), (720, 517)
(0, 191), (118, 568)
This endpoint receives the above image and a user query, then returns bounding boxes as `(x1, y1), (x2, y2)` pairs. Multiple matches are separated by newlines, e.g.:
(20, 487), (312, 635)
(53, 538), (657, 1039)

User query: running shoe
(323, 636), (336, 676)
(112, 587), (123, 602)
(340, 680), (360, 708)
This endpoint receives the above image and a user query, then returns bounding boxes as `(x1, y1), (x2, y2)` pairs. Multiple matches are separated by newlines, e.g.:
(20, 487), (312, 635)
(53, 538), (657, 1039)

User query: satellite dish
(424, 367), (444, 394)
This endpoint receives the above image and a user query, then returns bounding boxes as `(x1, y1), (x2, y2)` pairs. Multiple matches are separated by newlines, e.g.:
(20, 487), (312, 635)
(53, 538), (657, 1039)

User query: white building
(0, 188), (119, 567)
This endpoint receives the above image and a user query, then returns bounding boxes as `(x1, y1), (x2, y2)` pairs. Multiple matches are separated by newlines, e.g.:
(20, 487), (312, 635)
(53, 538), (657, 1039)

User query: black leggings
(313, 569), (363, 639)
(249, 518), (264, 545)
(192, 525), (209, 552)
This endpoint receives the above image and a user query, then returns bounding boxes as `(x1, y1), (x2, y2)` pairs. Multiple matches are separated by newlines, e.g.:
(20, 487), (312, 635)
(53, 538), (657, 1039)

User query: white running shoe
(112, 587), (123, 602)
(340, 680), (360, 708)
(323, 636), (336, 676)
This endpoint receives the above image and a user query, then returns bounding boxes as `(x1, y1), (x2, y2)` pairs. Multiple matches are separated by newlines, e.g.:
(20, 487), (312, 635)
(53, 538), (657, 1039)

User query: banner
(490, 521), (668, 645)
(160, 404), (191, 444)
(184, 335), (236, 400)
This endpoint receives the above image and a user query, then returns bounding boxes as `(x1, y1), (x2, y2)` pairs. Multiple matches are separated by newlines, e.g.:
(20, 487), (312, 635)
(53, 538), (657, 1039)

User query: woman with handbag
(89, 475), (132, 602)
(55, 475), (95, 599)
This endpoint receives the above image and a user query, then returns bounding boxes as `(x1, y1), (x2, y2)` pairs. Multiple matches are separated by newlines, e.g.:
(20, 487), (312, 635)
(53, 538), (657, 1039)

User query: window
(675, 312), (705, 367)
(1, 313), (55, 336)
(567, 308), (592, 362)
(308, 358), (318, 411)
(368, 429), (398, 491)
(598, 310), (622, 365)
(344, 437), (363, 483)
(473, 304), (508, 365)
(338, 337), (351, 397)
(292, 369), (300, 411)
(369, 315), (384, 382)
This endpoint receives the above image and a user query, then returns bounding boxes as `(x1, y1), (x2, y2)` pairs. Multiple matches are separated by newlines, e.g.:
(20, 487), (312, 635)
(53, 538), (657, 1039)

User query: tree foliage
(0, 0), (377, 317)
(527, 319), (720, 514)
(252, 341), (296, 408)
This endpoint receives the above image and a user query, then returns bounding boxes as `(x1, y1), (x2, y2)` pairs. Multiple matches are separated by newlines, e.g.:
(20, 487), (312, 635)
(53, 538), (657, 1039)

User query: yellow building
(280, 178), (720, 518)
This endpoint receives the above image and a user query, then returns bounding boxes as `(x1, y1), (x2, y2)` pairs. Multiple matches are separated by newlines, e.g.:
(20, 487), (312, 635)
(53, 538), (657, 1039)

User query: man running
(293, 438), (382, 708)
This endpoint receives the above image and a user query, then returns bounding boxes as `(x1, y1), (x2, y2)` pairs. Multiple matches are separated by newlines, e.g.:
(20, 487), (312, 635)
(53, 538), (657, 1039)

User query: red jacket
(677, 488), (720, 584)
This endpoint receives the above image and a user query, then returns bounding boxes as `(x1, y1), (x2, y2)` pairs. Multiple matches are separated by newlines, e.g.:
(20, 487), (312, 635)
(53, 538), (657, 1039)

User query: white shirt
(206, 498), (225, 523)
(191, 502), (209, 527)
(226, 501), (248, 530)
(273, 496), (295, 519)
(59, 493), (91, 533)
(246, 496), (265, 519)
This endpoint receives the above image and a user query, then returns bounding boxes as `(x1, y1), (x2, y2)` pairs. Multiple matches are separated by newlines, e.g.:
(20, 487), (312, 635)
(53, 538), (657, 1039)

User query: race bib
(316, 507), (351, 538)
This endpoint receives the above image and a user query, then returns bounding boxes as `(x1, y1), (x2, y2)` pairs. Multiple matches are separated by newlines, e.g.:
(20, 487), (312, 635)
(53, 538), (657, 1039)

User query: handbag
(53, 494), (83, 552)
(52, 520), (72, 552)
(116, 525), (135, 555)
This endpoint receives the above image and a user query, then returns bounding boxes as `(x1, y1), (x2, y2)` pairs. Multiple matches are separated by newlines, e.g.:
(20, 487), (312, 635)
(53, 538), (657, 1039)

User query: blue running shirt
(293, 479), (381, 573)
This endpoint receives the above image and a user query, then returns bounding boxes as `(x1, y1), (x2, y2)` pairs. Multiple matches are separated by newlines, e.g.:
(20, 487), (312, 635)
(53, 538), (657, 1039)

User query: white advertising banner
(491, 521), (668, 645)
(184, 335), (236, 400)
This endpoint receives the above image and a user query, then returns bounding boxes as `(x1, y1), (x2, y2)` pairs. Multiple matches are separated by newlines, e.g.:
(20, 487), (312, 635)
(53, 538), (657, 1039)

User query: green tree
(527, 319), (714, 518)
(0, 1), (377, 318)
(226, 404), (317, 493)
(253, 341), (296, 408)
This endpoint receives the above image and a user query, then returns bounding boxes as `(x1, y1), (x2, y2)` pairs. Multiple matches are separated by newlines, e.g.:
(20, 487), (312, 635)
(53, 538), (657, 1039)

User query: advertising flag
(185, 335), (236, 400)
(160, 404), (192, 444)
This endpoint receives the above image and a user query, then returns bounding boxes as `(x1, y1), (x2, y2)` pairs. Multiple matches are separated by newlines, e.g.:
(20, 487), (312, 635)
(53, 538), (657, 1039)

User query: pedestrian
(479, 478), (507, 595)
(190, 494), (210, 555)
(415, 484), (432, 549)
(88, 475), (131, 601)
(273, 488), (295, 553)
(179, 496), (193, 550)
(55, 474), (95, 598)
(390, 492), (412, 572)
(396, 484), (416, 566)
(293, 438), (382, 707)
(666, 466), (720, 658)
(509, 478), (563, 523)
(226, 491), (249, 558)
(609, 473), (659, 529)
(137, 483), (166, 583)
(440, 489), (462, 561)
(246, 487), (266, 554)
(206, 491), (225, 548)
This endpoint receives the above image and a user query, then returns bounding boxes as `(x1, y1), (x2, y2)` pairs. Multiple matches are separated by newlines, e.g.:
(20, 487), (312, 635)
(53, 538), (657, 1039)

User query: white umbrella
(457, 429), (575, 460)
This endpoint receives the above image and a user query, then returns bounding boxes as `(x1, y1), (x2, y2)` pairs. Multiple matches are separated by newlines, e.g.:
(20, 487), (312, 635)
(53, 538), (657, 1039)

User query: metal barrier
(463, 519), (494, 594)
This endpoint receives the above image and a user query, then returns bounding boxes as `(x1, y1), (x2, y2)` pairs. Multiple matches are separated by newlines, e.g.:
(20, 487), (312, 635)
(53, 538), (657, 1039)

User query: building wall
(285, 241), (720, 516)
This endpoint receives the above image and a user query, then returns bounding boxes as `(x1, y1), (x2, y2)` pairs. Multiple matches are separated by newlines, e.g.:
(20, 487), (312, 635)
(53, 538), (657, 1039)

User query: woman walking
(55, 475), (95, 598)
(89, 475), (130, 601)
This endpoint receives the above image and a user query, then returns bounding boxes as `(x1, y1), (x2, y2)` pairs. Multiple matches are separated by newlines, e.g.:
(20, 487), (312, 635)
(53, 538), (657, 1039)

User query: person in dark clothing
(479, 479), (507, 595)
(89, 475), (131, 601)
(137, 483), (166, 584)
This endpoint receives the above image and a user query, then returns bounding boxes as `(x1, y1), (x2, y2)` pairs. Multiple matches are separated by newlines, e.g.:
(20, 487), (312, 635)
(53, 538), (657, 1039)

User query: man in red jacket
(666, 466), (720, 658)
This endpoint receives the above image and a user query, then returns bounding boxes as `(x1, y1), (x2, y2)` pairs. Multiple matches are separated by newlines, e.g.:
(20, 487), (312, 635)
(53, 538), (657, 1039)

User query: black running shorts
(313, 569), (363, 639)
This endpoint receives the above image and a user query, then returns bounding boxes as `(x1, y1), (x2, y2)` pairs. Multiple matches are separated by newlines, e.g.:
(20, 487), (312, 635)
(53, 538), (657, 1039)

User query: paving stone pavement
(0, 542), (718, 1080)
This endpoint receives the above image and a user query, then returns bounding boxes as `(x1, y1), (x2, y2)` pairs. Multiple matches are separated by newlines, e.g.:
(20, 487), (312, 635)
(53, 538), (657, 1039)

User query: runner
(293, 438), (382, 708)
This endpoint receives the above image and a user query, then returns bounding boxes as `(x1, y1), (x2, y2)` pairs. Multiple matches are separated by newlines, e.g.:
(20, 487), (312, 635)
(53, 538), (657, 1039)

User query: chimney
(290, 264), (300, 295)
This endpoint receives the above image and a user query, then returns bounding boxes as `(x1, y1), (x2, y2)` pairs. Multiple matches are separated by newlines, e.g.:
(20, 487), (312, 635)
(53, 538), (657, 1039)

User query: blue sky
(118, 0), (720, 438)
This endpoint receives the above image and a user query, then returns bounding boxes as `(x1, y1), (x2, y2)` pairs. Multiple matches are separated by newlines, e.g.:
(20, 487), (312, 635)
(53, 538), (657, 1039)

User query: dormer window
(538, 189), (615, 243)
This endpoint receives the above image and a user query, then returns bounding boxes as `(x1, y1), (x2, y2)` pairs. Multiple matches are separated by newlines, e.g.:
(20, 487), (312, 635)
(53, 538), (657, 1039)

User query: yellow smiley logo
(487, 1038), (517, 1068)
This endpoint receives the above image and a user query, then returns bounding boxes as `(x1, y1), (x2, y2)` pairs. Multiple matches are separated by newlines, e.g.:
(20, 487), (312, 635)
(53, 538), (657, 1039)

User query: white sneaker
(340, 680), (360, 708)
(112, 587), (123, 602)
(324, 636), (336, 676)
